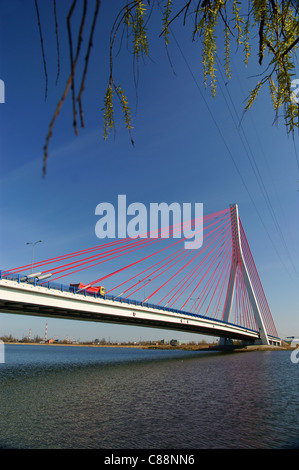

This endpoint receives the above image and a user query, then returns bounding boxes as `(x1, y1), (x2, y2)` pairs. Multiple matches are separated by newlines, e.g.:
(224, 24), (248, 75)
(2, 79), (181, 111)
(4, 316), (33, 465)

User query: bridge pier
(217, 337), (281, 349)
(218, 337), (234, 347)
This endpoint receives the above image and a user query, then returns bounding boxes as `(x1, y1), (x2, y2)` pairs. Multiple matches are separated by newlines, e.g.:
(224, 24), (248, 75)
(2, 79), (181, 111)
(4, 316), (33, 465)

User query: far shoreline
(3, 342), (144, 348)
(2, 341), (294, 352)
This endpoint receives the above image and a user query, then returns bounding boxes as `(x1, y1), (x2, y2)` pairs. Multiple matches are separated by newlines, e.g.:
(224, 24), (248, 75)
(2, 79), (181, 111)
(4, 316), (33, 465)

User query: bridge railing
(0, 270), (260, 335)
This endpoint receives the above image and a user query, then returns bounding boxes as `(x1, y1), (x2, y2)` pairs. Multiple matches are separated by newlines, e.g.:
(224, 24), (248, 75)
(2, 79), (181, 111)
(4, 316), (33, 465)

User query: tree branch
(77, 0), (101, 129)
(281, 36), (299, 58)
(258, 15), (265, 65)
(35, 0), (48, 100)
(53, 0), (60, 85)
(43, 0), (87, 175)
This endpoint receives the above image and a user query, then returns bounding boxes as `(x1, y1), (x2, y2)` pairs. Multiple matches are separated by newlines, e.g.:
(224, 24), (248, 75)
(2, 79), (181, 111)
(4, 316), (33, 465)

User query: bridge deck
(0, 271), (281, 344)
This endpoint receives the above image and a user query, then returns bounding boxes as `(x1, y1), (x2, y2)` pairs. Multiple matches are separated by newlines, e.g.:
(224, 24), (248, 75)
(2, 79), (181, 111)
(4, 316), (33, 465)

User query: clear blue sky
(0, 0), (298, 342)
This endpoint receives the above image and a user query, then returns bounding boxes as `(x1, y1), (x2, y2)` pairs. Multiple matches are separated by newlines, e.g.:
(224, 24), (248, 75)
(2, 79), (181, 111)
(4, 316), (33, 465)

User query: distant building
(286, 337), (299, 347)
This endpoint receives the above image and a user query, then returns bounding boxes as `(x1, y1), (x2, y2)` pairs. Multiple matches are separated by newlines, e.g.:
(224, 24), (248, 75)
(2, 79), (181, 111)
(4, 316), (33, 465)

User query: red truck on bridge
(70, 283), (106, 296)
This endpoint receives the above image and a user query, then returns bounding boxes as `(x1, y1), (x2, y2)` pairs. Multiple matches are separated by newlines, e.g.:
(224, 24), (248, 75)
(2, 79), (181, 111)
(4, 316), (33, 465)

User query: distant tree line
(0, 334), (44, 343)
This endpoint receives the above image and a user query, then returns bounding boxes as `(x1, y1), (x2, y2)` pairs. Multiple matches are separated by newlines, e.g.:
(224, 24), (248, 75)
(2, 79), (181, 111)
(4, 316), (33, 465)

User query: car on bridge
(70, 283), (106, 296)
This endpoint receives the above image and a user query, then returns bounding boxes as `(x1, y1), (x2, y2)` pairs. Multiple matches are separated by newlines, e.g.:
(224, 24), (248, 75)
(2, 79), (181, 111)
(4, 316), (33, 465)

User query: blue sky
(0, 0), (298, 342)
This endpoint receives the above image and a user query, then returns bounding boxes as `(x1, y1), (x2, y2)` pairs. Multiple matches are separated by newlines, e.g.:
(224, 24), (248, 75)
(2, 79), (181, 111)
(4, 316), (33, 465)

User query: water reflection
(0, 345), (298, 449)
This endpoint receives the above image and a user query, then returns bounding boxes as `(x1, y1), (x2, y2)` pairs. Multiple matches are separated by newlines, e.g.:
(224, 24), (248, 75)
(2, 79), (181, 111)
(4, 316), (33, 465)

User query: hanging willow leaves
(162, 0), (173, 46)
(245, 80), (263, 112)
(103, 85), (114, 140)
(104, 0), (299, 146)
(32, 0), (299, 174)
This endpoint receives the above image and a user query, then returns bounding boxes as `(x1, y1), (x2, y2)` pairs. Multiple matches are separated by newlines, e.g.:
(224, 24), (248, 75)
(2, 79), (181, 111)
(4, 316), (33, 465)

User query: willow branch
(67, 0), (79, 136)
(159, 0), (193, 38)
(77, 0), (101, 128)
(258, 15), (265, 65)
(109, 1), (137, 82)
(43, 0), (87, 176)
(35, 0), (48, 100)
(281, 36), (299, 58)
(53, 0), (60, 85)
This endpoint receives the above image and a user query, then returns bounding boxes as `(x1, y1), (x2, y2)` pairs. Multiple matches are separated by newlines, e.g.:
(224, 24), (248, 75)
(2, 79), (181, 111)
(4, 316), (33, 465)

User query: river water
(0, 344), (298, 449)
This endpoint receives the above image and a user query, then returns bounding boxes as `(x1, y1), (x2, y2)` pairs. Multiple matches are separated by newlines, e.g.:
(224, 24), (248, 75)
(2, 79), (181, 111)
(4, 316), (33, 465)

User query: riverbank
(145, 343), (294, 352)
(2, 341), (294, 352)
(3, 342), (144, 348)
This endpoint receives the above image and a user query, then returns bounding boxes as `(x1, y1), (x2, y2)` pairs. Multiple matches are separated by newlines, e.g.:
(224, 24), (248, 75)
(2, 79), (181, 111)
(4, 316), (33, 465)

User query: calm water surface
(0, 344), (298, 449)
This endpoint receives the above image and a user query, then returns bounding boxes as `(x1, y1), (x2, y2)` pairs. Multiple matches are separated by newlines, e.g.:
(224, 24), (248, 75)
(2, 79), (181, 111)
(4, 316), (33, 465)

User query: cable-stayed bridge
(0, 204), (281, 346)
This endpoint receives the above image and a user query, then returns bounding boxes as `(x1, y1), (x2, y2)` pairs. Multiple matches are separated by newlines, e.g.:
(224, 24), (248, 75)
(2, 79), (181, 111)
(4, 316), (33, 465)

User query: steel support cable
(215, 54), (299, 281)
(50, 210), (230, 282)
(106, 247), (185, 296)
(242, 282), (254, 330)
(123, 245), (199, 300)
(102, 212), (231, 294)
(247, 282), (258, 331)
(240, 222), (274, 324)
(124, 216), (232, 300)
(237, 266), (243, 326)
(202, 242), (233, 318)
(210, 247), (232, 319)
(209, 247), (232, 319)
(159, 220), (232, 307)
(141, 217), (232, 304)
(170, 29), (296, 284)
(173, 225), (232, 311)
(125, 251), (196, 300)
(46, 214), (206, 277)
(179, 227), (233, 311)
(45, 213), (212, 281)
(193, 237), (232, 316)
(231, 57), (299, 275)
(210, 243), (233, 319)
(188, 231), (231, 309)
(231, 54), (299, 176)
(4, 237), (162, 277)
(43, 236), (166, 277)
(184, 230), (233, 312)
(83, 211), (231, 288)
(130, 217), (232, 303)
(236, 267), (243, 326)
(240, 221), (278, 336)
(235, 223), (250, 324)
(238, 269), (249, 328)
(233, 227), (243, 326)
(239, 268), (245, 327)
(241, 267), (258, 330)
(241, 242), (270, 332)
(107, 214), (231, 293)
(4, 208), (228, 275)
(3, 237), (144, 275)
(233, 267), (239, 326)
(240, 222), (278, 336)
(118, 216), (231, 300)
(45, 237), (165, 282)
(240, 230), (265, 317)
(169, 223), (233, 309)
